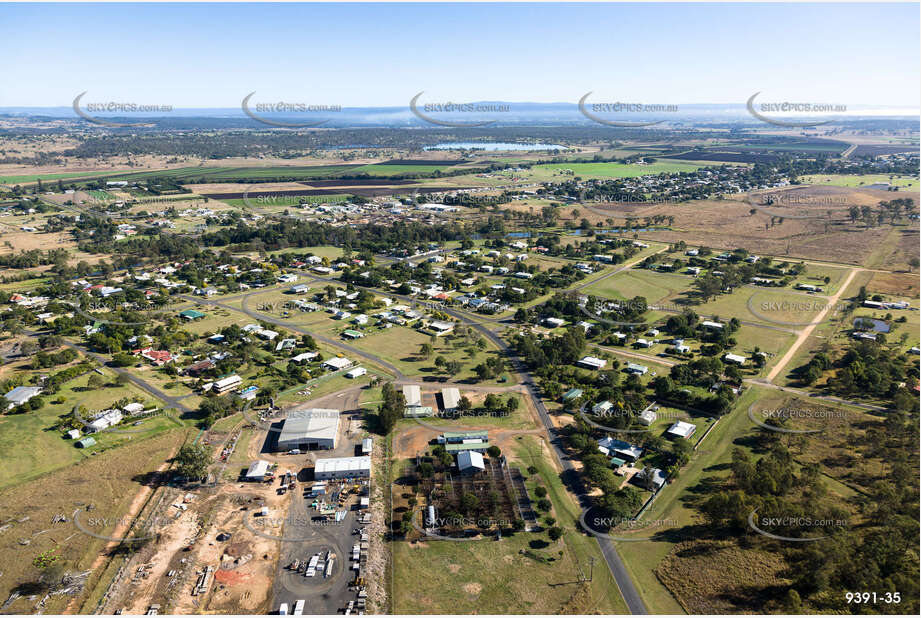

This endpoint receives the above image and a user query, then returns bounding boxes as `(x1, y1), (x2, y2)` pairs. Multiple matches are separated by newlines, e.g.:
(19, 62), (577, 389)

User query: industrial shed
(314, 456), (372, 480)
(277, 408), (340, 451)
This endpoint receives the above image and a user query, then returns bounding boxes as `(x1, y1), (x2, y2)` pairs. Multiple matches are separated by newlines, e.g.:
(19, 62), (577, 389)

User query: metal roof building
(441, 387), (461, 412)
(277, 408), (340, 451)
(457, 450), (485, 474)
(402, 385), (422, 407)
(246, 460), (271, 480)
(314, 456), (371, 480)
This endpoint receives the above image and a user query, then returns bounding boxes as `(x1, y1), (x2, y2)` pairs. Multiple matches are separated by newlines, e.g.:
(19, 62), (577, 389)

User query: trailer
(293, 600), (305, 616)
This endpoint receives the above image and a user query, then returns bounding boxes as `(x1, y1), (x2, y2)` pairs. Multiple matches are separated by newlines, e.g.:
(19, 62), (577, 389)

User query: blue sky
(1, 2), (918, 108)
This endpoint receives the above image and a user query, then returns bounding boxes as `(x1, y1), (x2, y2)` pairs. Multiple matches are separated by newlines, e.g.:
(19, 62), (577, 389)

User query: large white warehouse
(314, 456), (372, 480)
(276, 407), (340, 451)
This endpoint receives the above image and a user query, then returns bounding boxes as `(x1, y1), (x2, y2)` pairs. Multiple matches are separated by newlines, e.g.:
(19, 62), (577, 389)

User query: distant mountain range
(0, 101), (917, 128)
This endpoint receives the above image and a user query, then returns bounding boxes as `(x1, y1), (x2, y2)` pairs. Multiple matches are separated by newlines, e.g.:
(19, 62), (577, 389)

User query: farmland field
(527, 160), (709, 181)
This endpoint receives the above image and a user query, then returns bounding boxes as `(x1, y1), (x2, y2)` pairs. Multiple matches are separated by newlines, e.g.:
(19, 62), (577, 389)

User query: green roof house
(179, 309), (206, 320)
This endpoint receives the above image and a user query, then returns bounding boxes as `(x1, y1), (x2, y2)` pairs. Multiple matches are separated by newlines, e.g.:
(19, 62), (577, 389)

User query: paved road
(204, 283), (649, 613)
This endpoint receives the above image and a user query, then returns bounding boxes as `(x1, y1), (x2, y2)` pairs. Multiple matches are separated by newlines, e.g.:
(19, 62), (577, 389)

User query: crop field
(0, 171), (126, 184)
(526, 160), (708, 181)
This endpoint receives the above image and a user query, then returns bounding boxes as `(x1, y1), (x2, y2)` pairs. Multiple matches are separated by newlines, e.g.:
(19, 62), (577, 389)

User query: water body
(426, 142), (565, 151)
(854, 317), (890, 333)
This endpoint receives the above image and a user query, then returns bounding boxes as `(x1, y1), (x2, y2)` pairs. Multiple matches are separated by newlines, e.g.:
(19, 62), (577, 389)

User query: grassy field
(800, 173), (918, 189)
(583, 269), (691, 304)
(0, 429), (187, 614)
(526, 160), (708, 181)
(0, 371), (179, 490)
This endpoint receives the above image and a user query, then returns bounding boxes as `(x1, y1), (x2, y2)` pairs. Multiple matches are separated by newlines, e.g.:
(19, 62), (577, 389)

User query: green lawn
(584, 269), (692, 305)
(0, 371), (178, 490)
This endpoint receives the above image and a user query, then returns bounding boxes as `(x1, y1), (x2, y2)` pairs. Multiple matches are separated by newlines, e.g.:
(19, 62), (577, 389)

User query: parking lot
(268, 387), (373, 614)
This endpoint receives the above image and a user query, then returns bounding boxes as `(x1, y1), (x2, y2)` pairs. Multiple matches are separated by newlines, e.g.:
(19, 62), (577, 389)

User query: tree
(548, 526), (563, 541)
(87, 374), (105, 390)
(174, 443), (211, 480)
(458, 396), (471, 412)
(419, 342), (434, 359)
(486, 445), (501, 458)
(506, 397), (519, 414)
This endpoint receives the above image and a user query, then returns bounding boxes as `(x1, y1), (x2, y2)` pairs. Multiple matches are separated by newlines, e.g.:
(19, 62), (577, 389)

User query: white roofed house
(88, 409), (123, 432)
(322, 357), (352, 371)
(427, 320), (455, 337)
(577, 356), (607, 370)
(666, 420), (697, 440)
(3, 386), (43, 410)
(723, 353), (747, 366)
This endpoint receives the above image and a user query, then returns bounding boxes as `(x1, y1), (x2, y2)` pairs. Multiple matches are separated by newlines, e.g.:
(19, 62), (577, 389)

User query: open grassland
(800, 173), (918, 189)
(0, 430), (187, 614)
(584, 268), (691, 304)
(620, 387), (893, 614)
(586, 187), (920, 267)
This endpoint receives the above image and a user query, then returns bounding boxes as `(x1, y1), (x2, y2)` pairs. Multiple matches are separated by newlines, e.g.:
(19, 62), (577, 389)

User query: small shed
(76, 437), (96, 448)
